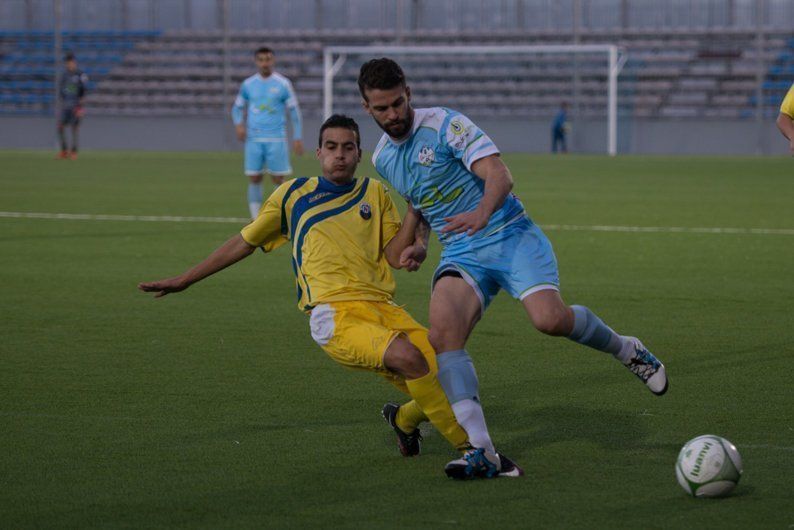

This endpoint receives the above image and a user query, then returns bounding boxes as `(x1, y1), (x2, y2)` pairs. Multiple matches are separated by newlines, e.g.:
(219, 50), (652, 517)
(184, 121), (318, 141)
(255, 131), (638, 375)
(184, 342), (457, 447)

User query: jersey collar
(317, 176), (357, 193)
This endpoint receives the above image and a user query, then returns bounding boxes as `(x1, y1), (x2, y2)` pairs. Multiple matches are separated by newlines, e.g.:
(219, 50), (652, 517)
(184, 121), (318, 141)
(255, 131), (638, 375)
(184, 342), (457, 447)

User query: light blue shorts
(244, 139), (291, 177)
(432, 218), (560, 311)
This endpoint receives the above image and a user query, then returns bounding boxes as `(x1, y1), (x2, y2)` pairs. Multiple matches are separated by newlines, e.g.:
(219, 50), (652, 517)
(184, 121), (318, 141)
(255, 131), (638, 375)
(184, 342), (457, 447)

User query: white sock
(248, 201), (262, 219)
(451, 399), (496, 455)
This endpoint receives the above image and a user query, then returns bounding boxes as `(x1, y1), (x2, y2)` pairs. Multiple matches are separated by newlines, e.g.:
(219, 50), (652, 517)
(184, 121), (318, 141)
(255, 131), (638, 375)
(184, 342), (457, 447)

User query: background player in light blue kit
(359, 58), (668, 479)
(232, 47), (303, 218)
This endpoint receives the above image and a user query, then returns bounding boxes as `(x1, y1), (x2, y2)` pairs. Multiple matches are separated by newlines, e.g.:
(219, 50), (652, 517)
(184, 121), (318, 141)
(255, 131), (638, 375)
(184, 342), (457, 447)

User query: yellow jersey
(241, 176), (402, 311)
(781, 83), (794, 118)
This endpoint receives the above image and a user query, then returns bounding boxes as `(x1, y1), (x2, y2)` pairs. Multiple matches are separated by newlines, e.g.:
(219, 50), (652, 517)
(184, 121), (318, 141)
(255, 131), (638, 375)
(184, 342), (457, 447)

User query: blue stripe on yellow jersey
(241, 176), (401, 311)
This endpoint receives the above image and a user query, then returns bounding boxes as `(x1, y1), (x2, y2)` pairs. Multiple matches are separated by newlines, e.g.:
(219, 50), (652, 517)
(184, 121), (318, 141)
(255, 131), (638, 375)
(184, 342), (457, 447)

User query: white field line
(1, 211), (794, 236)
(0, 211), (250, 224)
(542, 223), (794, 236)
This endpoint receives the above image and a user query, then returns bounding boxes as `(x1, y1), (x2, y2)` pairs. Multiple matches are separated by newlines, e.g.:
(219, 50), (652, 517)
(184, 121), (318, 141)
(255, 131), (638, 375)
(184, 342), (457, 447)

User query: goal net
(323, 45), (627, 156)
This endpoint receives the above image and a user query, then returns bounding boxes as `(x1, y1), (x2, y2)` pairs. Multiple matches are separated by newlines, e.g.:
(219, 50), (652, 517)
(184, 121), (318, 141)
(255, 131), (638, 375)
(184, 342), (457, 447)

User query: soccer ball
(675, 435), (742, 497)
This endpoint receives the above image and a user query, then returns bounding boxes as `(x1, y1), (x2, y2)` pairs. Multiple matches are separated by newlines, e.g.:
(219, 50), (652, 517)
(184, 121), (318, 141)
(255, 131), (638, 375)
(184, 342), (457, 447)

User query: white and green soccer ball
(675, 435), (742, 498)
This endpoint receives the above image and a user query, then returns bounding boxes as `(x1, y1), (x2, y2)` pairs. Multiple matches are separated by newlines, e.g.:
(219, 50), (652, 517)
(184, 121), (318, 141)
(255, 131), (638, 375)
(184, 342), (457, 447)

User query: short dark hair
(64, 52), (75, 62)
(318, 114), (360, 150)
(357, 58), (406, 100)
(254, 46), (274, 56)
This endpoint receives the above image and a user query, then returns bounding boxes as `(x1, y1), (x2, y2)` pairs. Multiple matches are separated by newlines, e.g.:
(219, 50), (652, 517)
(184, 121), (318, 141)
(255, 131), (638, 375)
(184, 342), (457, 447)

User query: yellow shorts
(308, 300), (437, 392)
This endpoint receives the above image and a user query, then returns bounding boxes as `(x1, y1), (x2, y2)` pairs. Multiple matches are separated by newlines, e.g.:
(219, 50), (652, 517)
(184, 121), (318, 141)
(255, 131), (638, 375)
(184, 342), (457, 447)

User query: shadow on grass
(507, 404), (648, 451)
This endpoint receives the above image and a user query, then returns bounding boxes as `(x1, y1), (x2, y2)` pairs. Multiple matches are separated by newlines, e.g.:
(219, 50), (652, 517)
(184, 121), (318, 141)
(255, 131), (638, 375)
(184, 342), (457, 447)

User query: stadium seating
(0, 30), (159, 114)
(1, 28), (791, 120)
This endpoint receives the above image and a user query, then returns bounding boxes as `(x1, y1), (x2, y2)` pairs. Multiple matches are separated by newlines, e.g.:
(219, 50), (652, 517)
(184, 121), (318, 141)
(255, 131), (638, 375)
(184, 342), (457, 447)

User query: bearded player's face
(255, 52), (275, 77)
(362, 85), (414, 140)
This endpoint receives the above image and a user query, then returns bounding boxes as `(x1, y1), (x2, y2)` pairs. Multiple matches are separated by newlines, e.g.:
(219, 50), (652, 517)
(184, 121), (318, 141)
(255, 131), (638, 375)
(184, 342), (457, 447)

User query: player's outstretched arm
(138, 234), (256, 298)
(441, 154), (513, 236)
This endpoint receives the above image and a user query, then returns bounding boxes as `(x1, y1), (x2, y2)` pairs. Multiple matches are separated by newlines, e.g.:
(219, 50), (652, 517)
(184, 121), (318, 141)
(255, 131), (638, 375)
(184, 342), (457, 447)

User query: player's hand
(293, 140), (304, 156)
(138, 276), (188, 298)
(74, 105), (84, 118)
(399, 244), (427, 272)
(235, 124), (246, 142)
(441, 208), (490, 236)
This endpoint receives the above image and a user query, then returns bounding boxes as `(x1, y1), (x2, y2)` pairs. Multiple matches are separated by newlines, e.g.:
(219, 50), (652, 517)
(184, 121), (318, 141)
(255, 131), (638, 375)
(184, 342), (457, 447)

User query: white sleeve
(443, 113), (500, 171)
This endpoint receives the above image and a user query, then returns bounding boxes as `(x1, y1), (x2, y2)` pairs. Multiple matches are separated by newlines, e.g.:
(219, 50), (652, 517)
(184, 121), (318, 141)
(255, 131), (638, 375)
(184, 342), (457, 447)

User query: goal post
(323, 44), (627, 156)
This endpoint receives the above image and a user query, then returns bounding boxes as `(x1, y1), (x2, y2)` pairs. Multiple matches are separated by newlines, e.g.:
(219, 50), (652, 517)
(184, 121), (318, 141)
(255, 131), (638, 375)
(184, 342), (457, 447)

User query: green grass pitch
(1, 150), (792, 528)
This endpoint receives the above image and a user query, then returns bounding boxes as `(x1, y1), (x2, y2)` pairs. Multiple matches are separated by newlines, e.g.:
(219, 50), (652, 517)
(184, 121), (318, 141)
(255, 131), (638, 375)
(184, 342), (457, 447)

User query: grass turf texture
(1, 150), (792, 528)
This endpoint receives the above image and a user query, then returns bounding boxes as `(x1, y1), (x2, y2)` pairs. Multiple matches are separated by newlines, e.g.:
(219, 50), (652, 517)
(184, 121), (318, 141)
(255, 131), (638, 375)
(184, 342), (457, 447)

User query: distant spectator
(775, 82), (794, 155)
(551, 102), (569, 154)
(57, 53), (88, 160)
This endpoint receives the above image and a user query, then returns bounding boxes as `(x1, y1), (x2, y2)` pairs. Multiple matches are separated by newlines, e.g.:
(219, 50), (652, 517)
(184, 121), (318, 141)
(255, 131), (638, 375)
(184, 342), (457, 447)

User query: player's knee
(531, 307), (571, 336)
(427, 326), (465, 353)
(248, 173), (263, 184)
(387, 343), (430, 379)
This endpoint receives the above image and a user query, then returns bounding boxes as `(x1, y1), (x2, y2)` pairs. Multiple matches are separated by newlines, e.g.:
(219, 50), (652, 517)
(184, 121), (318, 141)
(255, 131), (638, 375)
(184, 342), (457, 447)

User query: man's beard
(378, 112), (413, 140)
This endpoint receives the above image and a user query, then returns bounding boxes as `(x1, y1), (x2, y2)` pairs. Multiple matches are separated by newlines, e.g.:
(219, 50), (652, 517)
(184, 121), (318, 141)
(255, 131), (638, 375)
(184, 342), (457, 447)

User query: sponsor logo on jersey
(418, 146), (435, 166)
(419, 186), (463, 209)
(308, 191), (332, 203)
(253, 103), (275, 114)
(359, 202), (372, 220)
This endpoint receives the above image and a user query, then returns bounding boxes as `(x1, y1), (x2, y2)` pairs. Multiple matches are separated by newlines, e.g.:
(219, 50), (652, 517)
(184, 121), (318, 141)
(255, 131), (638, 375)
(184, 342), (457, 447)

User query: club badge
(359, 202), (372, 220)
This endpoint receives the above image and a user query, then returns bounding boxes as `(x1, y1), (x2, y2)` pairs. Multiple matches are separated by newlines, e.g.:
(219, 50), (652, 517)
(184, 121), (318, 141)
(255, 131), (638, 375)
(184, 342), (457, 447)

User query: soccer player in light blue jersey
(232, 47), (304, 218)
(359, 58), (668, 480)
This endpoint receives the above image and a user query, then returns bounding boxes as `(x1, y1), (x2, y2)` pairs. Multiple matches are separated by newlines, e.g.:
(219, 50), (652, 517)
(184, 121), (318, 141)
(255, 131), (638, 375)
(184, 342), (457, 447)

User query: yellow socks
(395, 399), (427, 433)
(405, 371), (470, 451)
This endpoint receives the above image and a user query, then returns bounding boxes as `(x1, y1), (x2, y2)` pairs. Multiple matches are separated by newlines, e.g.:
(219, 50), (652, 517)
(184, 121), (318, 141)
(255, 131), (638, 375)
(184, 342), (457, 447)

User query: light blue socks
(437, 349), (495, 454)
(247, 183), (263, 218)
(568, 305), (626, 357)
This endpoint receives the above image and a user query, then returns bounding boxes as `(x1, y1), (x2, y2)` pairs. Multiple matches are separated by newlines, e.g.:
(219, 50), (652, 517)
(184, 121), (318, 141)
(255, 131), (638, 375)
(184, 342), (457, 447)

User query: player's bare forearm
(415, 215), (430, 249)
(472, 154), (513, 217)
(442, 155), (513, 235)
(384, 205), (422, 268)
(138, 234), (255, 297)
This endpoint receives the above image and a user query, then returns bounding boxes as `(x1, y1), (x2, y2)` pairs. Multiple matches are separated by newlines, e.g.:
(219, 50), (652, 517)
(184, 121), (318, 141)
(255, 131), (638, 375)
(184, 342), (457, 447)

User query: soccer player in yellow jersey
(139, 114), (522, 479)
(776, 82), (794, 155)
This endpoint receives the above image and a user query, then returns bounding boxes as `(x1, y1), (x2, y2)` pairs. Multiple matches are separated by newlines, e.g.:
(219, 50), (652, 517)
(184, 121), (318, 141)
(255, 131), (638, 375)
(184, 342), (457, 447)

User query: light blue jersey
(231, 72), (302, 141)
(372, 107), (526, 252)
(372, 107), (559, 310)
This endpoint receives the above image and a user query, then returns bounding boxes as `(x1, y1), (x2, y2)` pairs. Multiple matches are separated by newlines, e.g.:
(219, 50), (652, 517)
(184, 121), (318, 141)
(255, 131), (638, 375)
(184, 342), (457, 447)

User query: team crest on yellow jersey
(359, 202), (372, 220)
